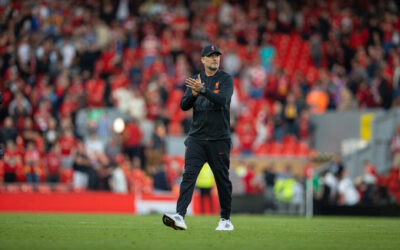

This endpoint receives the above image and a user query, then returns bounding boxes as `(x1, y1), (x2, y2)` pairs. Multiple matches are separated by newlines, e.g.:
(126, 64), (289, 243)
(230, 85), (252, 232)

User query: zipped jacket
(180, 70), (234, 140)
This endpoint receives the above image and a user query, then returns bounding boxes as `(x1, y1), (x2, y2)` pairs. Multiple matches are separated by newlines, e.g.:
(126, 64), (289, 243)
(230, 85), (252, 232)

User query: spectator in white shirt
(85, 133), (105, 160)
(109, 162), (128, 193)
(338, 168), (360, 206)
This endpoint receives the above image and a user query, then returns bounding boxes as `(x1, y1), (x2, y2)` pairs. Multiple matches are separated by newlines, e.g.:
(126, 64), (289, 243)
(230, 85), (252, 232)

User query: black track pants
(176, 137), (232, 219)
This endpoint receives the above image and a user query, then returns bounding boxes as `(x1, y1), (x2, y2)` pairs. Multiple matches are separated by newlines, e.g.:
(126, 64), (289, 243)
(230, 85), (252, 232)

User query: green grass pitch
(0, 213), (399, 250)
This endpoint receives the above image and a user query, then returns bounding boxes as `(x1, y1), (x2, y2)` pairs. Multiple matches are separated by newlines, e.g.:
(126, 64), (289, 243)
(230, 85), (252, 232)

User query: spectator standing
(73, 140), (98, 190)
(0, 117), (17, 144)
(264, 165), (277, 211)
(3, 141), (22, 183)
(44, 145), (61, 183)
(24, 142), (40, 184)
(338, 168), (360, 206)
(109, 162), (128, 193)
(122, 119), (143, 161)
(146, 121), (166, 168)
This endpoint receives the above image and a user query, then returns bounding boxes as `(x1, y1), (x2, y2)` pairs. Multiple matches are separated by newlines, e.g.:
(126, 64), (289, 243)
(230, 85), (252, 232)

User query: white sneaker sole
(216, 228), (234, 231)
(162, 214), (186, 230)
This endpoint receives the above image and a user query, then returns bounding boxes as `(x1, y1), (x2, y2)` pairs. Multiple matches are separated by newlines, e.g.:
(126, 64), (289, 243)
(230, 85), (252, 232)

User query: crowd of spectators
(1, 0), (400, 192)
(314, 156), (400, 208)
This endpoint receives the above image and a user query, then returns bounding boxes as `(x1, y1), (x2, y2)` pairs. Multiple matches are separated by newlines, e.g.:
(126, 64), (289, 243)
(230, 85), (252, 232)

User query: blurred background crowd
(0, 0), (400, 207)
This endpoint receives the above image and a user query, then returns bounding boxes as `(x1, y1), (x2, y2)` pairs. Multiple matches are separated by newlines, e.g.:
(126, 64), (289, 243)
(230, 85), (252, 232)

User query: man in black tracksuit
(163, 44), (235, 231)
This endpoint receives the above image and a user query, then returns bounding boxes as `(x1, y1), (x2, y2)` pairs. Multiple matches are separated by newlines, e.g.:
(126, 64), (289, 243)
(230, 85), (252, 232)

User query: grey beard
(208, 65), (218, 71)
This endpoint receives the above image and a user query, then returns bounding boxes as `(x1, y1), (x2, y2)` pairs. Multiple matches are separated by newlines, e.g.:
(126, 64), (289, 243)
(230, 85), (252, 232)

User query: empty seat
(54, 184), (70, 193)
(254, 143), (271, 156)
(6, 184), (20, 193)
(20, 183), (34, 193)
(37, 184), (52, 194)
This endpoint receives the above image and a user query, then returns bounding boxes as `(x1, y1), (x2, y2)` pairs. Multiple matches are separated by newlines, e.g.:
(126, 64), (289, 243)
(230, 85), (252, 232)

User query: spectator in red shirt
(69, 74), (85, 106)
(85, 75), (106, 107)
(244, 164), (256, 194)
(243, 164), (263, 194)
(357, 80), (376, 108)
(237, 121), (257, 155)
(122, 119), (143, 160)
(44, 145), (62, 183)
(99, 43), (120, 77)
(59, 93), (78, 118)
(24, 141), (40, 183)
(298, 109), (313, 143)
(110, 71), (129, 92)
(57, 129), (77, 169)
(3, 140), (22, 183)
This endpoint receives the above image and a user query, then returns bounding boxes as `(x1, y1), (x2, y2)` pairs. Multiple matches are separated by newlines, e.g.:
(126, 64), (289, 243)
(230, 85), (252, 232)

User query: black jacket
(180, 70), (234, 140)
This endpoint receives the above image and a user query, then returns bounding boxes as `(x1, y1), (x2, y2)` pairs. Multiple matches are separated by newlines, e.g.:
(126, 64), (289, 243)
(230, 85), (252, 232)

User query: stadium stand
(0, 0), (400, 211)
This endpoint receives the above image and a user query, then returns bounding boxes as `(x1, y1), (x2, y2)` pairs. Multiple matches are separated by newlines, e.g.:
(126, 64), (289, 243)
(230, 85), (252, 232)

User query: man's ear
(201, 57), (205, 65)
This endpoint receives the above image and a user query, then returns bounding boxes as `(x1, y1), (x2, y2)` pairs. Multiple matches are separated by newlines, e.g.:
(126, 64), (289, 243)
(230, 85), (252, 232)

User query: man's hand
(185, 75), (204, 96)
(191, 89), (199, 96)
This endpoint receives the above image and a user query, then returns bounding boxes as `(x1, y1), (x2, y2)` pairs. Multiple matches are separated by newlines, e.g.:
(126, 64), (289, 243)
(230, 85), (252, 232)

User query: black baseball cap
(201, 44), (222, 57)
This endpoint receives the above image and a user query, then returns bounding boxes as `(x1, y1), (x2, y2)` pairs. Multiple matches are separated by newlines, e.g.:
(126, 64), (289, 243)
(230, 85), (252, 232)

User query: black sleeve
(200, 74), (233, 106)
(180, 85), (197, 111)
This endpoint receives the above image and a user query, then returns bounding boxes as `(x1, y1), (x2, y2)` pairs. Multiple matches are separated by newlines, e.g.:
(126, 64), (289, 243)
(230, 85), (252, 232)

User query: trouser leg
(206, 139), (232, 220)
(176, 138), (206, 217)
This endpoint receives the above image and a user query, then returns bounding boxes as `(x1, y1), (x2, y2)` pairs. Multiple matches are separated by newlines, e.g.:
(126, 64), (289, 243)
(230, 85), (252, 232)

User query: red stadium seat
(283, 134), (297, 144)
(72, 186), (86, 193)
(269, 142), (283, 156)
(230, 147), (240, 156)
(254, 143), (271, 156)
(15, 165), (26, 183)
(142, 176), (154, 195)
(54, 184), (70, 193)
(296, 142), (310, 156)
(6, 184), (20, 193)
(37, 184), (52, 194)
(20, 184), (34, 193)
(61, 169), (73, 184)
(168, 122), (183, 137)
(38, 164), (46, 183)
(281, 144), (297, 157)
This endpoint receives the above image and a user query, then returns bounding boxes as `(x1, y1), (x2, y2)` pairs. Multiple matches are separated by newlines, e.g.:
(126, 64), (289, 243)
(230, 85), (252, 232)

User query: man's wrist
(191, 89), (199, 97)
(200, 86), (207, 95)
